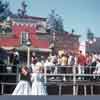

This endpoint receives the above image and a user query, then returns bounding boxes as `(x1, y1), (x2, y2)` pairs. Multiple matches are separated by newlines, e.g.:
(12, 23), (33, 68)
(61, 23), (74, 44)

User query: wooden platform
(1, 80), (100, 96)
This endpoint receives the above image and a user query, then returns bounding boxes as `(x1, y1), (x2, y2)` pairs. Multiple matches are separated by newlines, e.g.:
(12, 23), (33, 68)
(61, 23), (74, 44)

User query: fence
(0, 64), (100, 95)
(44, 65), (100, 96)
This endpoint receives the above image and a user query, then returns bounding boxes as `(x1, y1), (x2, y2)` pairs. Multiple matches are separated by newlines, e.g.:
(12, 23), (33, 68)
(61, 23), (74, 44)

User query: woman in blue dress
(31, 62), (47, 95)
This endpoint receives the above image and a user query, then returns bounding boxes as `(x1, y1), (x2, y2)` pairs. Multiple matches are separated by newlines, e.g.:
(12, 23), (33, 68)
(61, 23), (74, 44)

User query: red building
(53, 32), (80, 53)
(0, 16), (50, 52)
(0, 15), (80, 55)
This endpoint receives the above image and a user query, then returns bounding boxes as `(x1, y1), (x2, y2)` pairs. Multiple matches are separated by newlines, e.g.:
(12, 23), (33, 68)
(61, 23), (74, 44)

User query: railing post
(76, 85), (78, 96)
(44, 65), (47, 84)
(7, 56), (10, 65)
(16, 64), (19, 82)
(27, 47), (30, 68)
(84, 85), (87, 96)
(73, 65), (76, 96)
(1, 83), (4, 95)
(91, 85), (93, 96)
(59, 84), (62, 96)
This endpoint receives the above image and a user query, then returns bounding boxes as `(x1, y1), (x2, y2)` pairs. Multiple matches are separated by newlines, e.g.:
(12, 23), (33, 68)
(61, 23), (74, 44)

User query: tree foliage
(17, 1), (27, 16)
(47, 10), (64, 33)
(0, 0), (12, 21)
(87, 29), (94, 40)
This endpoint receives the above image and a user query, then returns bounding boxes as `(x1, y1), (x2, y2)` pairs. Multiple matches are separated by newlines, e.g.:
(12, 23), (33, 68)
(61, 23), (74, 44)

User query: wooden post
(16, 64), (20, 82)
(73, 65), (76, 96)
(91, 85), (93, 96)
(76, 85), (78, 96)
(7, 56), (10, 65)
(27, 47), (30, 68)
(84, 85), (87, 96)
(44, 65), (47, 84)
(1, 83), (4, 95)
(59, 84), (62, 96)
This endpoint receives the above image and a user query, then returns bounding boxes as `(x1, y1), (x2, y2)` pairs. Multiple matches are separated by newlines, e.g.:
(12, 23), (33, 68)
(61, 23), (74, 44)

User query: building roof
(11, 15), (47, 21)
(65, 31), (80, 37)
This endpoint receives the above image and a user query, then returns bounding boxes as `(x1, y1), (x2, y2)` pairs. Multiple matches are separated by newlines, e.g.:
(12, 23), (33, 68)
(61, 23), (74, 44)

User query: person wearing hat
(31, 62), (47, 95)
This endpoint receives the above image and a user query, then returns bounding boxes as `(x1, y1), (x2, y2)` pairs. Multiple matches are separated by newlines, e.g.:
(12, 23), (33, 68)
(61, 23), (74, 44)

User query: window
(20, 32), (29, 46)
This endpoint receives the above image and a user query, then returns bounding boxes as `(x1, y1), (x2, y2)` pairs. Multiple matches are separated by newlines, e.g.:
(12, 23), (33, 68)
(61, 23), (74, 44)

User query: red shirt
(77, 54), (86, 66)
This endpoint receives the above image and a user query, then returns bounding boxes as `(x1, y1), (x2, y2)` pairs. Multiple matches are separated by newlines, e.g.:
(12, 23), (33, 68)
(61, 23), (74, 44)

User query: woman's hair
(35, 62), (44, 72)
(19, 66), (29, 73)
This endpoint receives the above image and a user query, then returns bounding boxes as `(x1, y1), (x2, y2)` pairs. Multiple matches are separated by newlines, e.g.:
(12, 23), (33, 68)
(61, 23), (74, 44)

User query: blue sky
(5, 0), (100, 41)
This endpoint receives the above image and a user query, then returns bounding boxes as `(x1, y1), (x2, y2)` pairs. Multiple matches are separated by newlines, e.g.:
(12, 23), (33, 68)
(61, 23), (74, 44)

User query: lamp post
(52, 31), (56, 54)
(26, 40), (31, 68)
(49, 31), (56, 55)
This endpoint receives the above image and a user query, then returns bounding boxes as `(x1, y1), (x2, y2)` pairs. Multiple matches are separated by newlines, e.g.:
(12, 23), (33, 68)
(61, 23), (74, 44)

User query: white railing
(43, 65), (100, 96)
(0, 64), (100, 95)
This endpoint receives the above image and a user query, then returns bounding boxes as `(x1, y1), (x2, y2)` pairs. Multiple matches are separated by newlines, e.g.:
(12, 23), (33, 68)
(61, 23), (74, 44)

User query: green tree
(47, 10), (64, 33)
(0, 0), (12, 21)
(17, 1), (27, 16)
(55, 14), (64, 33)
(87, 29), (94, 41)
(47, 10), (56, 32)
(0, 1), (4, 13)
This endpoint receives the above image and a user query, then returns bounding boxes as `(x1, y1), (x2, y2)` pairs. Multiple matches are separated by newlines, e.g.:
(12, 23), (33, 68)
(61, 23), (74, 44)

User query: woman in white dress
(31, 62), (47, 95)
(12, 66), (31, 95)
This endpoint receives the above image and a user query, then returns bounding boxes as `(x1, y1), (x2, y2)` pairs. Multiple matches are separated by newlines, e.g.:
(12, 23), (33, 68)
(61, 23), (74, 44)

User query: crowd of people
(11, 49), (100, 95)
(30, 50), (100, 77)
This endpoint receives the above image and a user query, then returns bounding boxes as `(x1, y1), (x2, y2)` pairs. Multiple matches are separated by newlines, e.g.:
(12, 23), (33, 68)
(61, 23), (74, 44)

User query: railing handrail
(44, 65), (97, 68)
(0, 64), (100, 96)
(0, 73), (17, 75)
(0, 82), (17, 85)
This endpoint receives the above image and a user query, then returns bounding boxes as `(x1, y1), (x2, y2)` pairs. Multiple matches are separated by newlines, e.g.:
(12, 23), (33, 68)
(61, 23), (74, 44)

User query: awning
(1, 46), (15, 50)
(33, 48), (52, 52)
(1, 46), (52, 52)
(17, 46), (52, 52)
